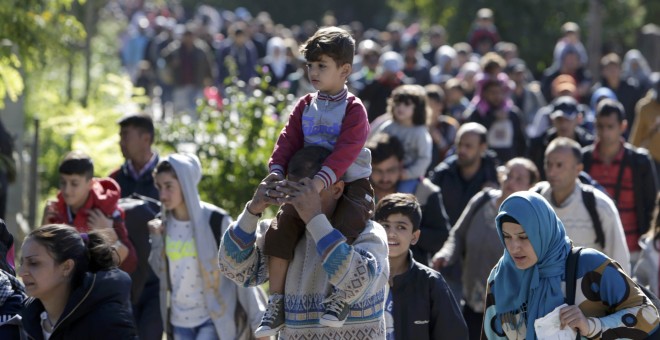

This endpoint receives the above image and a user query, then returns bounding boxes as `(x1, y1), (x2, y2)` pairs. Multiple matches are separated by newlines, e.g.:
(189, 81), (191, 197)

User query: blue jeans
(172, 318), (218, 340)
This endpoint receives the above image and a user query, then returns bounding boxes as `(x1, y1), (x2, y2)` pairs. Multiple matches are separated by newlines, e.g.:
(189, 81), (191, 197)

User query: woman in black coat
(19, 224), (137, 339)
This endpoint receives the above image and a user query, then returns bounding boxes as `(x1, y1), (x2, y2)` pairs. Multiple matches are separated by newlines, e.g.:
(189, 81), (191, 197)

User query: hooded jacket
(148, 153), (265, 339)
(49, 178), (137, 273)
(21, 269), (137, 340)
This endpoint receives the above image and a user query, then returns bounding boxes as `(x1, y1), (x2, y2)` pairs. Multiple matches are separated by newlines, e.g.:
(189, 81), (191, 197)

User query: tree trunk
(66, 58), (74, 102)
(587, 0), (603, 82)
(82, 0), (94, 107)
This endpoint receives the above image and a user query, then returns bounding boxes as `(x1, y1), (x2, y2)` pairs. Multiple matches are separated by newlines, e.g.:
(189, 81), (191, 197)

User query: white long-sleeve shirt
(535, 180), (631, 273)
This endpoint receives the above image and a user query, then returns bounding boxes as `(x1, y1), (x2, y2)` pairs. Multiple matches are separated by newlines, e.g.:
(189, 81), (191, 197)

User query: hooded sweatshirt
(49, 178), (137, 273)
(148, 153), (266, 339)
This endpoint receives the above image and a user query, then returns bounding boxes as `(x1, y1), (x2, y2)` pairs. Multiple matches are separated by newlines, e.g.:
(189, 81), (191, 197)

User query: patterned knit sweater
(218, 209), (390, 339)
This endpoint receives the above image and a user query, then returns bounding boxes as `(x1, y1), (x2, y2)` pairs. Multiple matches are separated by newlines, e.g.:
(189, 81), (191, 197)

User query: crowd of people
(0, 2), (659, 340)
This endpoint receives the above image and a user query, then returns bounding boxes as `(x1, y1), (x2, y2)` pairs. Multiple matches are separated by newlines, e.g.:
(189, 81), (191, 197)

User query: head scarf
(622, 49), (651, 83)
(489, 191), (571, 339)
(470, 72), (514, 115)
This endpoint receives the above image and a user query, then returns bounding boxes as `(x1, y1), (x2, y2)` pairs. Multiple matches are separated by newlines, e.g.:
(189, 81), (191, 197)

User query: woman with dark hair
(482, 192), (659, 339)
(19, 224), (137, 340)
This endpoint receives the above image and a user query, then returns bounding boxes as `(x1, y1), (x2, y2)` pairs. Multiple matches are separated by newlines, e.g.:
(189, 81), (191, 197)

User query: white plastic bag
(534, 303), (578, 340)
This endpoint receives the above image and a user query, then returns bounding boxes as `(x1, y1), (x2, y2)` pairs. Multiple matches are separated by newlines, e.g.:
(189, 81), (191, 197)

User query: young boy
(257, 26), (375, 336)
(42, 151), (137, 273)
(375, 193), (466, 340)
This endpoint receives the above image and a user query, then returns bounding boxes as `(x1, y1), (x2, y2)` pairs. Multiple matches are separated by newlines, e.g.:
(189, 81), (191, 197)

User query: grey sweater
(436, 188), (504, 312)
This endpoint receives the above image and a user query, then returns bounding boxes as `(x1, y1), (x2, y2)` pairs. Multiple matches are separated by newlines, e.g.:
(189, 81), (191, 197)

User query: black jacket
(582, 143), (659, 236)
(410, 179), (451, 265)
(22, 269), (138, 340)
(109, 155), (160, 201)
(429, 154), (499, 225)
(389, 252), (467, 340)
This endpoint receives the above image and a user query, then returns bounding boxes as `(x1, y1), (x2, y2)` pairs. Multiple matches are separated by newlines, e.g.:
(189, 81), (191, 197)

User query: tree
(0, 0), (85, 109)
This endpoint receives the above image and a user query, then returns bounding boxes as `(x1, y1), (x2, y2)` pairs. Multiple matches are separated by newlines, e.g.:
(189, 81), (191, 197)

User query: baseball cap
(550, 96), (580, 120)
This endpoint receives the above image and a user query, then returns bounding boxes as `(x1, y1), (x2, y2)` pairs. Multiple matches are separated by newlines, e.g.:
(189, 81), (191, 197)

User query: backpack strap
(612, 148), (630, 205)
(565, 247), (582, 305)
(462, 189), (494, 229)
(581, 185), (604, 249)
(209, 210), (225, 247)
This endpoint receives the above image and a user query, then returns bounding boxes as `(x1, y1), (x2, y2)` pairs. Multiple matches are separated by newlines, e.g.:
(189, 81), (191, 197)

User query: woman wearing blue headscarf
(483, 191), (659, 339)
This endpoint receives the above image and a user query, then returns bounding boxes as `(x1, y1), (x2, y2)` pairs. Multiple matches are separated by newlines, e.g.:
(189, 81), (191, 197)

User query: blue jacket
(388, 251), (467, 340)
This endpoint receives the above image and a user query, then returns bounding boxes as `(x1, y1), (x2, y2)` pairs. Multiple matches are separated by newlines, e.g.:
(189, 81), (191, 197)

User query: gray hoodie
(149, 153), (266, 339)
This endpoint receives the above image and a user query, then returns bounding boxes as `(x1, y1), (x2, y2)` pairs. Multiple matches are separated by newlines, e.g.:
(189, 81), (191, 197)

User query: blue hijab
(490, 191), (571, 339)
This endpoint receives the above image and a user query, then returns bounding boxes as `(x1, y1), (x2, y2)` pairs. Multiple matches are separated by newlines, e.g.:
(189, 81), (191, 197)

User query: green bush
(157, 85), (290, 218)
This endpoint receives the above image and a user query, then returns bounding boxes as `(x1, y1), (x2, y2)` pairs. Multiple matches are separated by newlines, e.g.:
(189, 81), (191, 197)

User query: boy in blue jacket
(375, 193), (468, 340)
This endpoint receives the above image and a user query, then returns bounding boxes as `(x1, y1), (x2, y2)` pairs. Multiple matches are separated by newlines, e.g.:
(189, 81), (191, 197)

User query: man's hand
(148, 218), (163, 235)
(247, 173), (283, 215)
(88, 209), (113, 230)
(88, 209), (118, 243)
(41, 200), (59, 226)
(431, 253), (449, 270)
(277, 178), (323, 224)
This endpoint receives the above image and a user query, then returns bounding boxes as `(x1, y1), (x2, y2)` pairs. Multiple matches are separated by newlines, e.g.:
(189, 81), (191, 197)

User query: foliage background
(156, 85), (288, 217)
(3, 0), (658, 220)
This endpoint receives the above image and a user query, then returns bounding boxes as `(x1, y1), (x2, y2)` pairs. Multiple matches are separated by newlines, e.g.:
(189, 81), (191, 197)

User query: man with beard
(429, 122), (498, 302)
(430, 123), (499, 225)
(367, 133), (451, 265)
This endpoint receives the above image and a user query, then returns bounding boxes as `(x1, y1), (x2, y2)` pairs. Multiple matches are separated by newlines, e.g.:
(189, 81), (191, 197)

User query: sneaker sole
(319, 317), (346, 328)
(254, 323), (284, 337)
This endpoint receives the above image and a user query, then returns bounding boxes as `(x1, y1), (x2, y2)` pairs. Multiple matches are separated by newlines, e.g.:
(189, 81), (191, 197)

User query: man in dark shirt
(110, 113), (162, 340)
(582, 99), (658, 265)
(110, 114), (159, 200)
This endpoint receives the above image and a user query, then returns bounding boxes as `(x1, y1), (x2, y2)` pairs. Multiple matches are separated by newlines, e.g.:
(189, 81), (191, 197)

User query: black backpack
(565, 247), (660, 339)
(118, 193), (161, 304)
